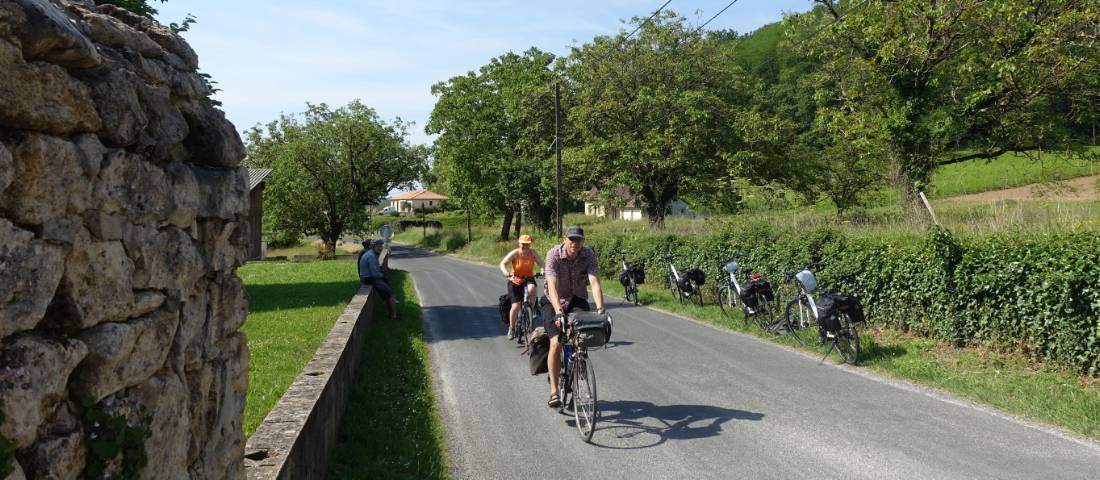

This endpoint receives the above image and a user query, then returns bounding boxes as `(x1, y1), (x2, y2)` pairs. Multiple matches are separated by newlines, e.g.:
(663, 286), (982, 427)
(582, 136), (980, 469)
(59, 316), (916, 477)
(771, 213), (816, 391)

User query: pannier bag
(816, 294), (840, 334)
(829, 292), (865, 323)
(528, 326), (550, 375)
(687, 268), (706, 286)
(570, 311), (612, 349)
(739, 279), (775, 307)
(498, 294), (511, 325)
(676, 275), (694, 294)
(619, 266), (647, 286)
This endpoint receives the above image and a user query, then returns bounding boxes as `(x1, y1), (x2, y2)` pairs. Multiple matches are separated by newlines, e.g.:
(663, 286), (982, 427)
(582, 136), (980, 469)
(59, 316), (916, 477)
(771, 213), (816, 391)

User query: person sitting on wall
(359, 238), (398, 320)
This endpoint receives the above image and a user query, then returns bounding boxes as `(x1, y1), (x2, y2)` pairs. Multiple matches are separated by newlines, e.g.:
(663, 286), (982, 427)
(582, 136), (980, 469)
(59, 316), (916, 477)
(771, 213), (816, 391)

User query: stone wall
(0, 1), (248, 478)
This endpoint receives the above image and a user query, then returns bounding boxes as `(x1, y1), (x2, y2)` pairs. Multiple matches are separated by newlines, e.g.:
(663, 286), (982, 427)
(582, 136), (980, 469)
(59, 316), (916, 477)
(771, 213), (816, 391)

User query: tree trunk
(499, 208), (514, 241)
(513, 207), (522, 239)
(465, 197), (472, 243)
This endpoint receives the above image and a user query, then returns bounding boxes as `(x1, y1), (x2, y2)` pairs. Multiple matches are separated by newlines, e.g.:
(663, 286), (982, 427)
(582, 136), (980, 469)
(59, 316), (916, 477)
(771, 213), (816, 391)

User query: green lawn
(266, 240), (360, 258)
(238, 259), (360, 437)
(930, 148), (1099, 198)
(328, 270), (450, 479)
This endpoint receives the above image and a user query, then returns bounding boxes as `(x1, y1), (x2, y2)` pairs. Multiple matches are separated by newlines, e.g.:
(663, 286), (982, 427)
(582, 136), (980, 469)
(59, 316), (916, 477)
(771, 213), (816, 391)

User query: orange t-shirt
(511, 249), (535, 285)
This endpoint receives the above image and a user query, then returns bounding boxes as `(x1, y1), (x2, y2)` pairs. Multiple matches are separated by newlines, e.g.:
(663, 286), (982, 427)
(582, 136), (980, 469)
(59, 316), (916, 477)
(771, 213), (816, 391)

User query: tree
(798, 0), (1100, 212)
(245, 101), (427, 254)
(561, 12), (745, 228)
(427, 48), (559, 239)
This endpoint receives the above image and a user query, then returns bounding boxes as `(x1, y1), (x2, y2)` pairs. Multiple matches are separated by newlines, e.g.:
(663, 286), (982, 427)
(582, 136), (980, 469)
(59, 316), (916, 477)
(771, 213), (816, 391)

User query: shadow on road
(421, 304), (508, 343)
(580, 399), (764, 449)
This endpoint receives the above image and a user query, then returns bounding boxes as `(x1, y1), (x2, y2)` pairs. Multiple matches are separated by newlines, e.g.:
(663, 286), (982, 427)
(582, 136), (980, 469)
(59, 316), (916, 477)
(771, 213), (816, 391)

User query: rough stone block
(109, 373), (189, 480)
(124, 225), (204, 293)
(72, 308), (179, 403)
(193, 166), (248, 220)
(8, 0), (101, 68)
(0, 219), (65, 340)
(179, 101), (246, 168)
(0, 38), (100, 135)
(167, 161), (200, 229)
(82, 11), (164, 57)
(0, 141), (11, 195)
(82, 209), (125, 241)
(1, 134), (93, 225)
(50, 228), (134, 329)
(94, 150), (171, 223)
(71, 56), (149, 147)
(134, 82), (189, 163)
(0, 334), (87, 448)
(24, 430), (85, 480)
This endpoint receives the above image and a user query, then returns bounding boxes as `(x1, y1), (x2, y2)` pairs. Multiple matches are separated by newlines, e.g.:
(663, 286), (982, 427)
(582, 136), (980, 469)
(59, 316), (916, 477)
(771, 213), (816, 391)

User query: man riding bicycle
(498, 234), (544, 340)
(541, 226), (605, 408)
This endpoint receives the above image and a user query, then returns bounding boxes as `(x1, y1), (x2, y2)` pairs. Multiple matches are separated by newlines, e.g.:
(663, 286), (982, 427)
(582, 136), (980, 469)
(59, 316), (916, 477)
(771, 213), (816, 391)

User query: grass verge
(238, 259), (360, 437)
(599, 279), (1100, 441)
(328, 270), (450, 479)
(930, 148), (1099, 198)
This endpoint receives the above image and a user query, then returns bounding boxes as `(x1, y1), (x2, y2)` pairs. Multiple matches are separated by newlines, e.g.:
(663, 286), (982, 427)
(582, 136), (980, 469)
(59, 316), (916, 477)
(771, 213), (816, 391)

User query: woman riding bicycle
(498, 234), (544, 340)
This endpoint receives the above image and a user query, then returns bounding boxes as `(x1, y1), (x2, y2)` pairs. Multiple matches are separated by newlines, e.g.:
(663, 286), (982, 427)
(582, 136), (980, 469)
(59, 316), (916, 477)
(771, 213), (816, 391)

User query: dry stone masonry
(0, 1), (249, 478)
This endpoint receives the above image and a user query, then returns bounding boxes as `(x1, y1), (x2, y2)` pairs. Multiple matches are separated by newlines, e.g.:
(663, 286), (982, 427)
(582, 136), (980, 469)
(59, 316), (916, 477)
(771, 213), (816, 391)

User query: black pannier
(571, 311), (612, 348)
(527, 326), (550, 375)
(829, 292), (865, 323)
(687, 268), (706, 286)
(619, 266), (648, 286)
(739, 279), (775, 307)
(816, 294), (841, 334)
(676, 272), (694, 293)
(498, 294), (511, 325)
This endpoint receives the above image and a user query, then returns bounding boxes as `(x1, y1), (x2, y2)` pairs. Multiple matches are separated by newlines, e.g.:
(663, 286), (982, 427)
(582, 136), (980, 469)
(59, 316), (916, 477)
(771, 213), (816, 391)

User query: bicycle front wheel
(571, 354), (597, 442)
(835, 312), (860, 364)
(784, 298), (815, 346)
(754, 295), (777, 333)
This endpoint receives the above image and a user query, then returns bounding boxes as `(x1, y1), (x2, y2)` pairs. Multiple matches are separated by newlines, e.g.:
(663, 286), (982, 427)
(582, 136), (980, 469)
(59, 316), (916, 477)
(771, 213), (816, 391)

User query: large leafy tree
(562, 12), (747, 228)
(245, 101), (428, 254)
(799, 0), (1100, 212)
(427, 48), (558, 239)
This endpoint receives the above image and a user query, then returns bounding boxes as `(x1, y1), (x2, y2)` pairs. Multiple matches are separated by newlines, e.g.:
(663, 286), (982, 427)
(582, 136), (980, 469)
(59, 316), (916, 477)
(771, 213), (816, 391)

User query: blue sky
(155, 0), (813, 147)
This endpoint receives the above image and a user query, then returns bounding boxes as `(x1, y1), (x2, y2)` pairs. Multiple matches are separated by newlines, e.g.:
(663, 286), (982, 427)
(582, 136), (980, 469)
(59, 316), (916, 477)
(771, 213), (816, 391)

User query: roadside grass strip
(329, 270), (450, 480)
(238, 259), (360, 437)
(598, 280), (1100, 441)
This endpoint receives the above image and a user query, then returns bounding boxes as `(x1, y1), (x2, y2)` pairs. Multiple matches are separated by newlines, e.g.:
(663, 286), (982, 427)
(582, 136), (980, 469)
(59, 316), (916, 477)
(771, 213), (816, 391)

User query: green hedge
(585, 223), (1100, 375)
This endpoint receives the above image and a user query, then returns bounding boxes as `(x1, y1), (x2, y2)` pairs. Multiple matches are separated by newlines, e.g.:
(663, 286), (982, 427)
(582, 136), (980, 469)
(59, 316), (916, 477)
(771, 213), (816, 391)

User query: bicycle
(512, 273), (543, 346)
(664, 253), (704, 306)
(555, 311), (610, 442)
(614, 249), (644, 305)
(781, 262), (861, 364)
(716, 256), (777, 331)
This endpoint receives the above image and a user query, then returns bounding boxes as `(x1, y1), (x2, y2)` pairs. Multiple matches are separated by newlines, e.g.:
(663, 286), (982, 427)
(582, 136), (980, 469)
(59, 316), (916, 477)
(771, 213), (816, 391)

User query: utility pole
(554, 82), (563, 238)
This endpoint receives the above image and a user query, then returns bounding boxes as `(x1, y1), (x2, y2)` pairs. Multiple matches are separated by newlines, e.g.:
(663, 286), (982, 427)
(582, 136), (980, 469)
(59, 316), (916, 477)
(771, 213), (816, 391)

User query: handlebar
(783, 261), (822, 282)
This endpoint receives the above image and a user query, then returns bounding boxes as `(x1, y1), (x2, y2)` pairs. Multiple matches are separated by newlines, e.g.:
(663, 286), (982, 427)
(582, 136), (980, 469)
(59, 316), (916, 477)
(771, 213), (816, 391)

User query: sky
(154, 0), (814, 147)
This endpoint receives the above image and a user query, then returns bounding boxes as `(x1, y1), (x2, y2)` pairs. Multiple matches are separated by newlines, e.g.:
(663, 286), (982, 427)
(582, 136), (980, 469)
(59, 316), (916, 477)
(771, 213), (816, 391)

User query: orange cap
(518, 234), (533, 244)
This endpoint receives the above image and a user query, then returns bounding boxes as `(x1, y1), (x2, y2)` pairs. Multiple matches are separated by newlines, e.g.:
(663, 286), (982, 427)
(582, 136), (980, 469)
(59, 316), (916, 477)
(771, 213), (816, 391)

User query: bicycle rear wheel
(754, 294), (777, 333)
(835, 312), (860, 364)
(571, 354), (597, 442)
(517, 306), (531, 344)
(628, 278), (639, 305)
(717, 285), (734, 321)
(692, 283), (704, 306)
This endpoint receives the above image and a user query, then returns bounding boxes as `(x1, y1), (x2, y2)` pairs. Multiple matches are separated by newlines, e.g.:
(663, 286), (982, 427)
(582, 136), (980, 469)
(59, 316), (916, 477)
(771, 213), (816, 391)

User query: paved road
(391, 245), (1100, 480)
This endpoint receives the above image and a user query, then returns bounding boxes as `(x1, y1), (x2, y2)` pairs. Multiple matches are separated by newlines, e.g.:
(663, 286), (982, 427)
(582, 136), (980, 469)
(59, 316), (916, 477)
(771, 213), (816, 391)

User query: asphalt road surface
(391, 245), (1100, 480)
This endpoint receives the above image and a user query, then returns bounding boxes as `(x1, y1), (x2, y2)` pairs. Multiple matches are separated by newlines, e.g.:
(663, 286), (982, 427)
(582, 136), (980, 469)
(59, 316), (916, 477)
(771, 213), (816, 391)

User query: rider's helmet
(518, 234), (533, 245)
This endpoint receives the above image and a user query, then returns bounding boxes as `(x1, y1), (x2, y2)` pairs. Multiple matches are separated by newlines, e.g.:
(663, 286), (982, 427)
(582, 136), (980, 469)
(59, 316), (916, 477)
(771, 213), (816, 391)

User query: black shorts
(507, 277), (537, 303)
(539, 296), (590, 337)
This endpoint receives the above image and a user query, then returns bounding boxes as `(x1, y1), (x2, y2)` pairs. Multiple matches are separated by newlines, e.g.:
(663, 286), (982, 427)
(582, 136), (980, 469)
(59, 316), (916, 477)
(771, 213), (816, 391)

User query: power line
(690, 0), (742, 35)
(625, 0), (674, 41)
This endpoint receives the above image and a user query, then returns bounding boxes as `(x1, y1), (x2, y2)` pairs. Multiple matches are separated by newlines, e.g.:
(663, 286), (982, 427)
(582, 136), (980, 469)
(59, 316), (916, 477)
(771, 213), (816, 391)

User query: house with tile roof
(387, 190), (449, 215)
(584, 187), (693, 221)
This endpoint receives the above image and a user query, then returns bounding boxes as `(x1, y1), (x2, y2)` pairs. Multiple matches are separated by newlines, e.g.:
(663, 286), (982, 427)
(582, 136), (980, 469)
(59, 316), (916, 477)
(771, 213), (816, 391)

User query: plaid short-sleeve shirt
(543, 243), (600, 305)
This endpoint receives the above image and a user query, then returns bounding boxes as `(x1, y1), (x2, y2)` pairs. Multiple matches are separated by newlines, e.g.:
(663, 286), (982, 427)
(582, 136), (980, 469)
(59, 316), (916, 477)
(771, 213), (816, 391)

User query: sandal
(547, 392), (561, 408)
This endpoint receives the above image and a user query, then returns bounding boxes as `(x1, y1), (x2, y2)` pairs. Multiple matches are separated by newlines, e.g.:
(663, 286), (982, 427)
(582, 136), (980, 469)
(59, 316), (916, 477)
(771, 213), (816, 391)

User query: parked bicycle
(556, 311), (612, 442)
(781, 262), (864, 364)
(664, 253), (705, 306)
(716, 256), (777, 331)
(512, 273), (543, 345)
(614, 249), (645, 305)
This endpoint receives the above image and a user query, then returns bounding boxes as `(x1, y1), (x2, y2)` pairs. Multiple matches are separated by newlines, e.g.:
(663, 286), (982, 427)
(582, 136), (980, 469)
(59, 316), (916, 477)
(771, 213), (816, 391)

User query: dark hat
(371, 238), (385, 246)
(565, 226), (585, 239)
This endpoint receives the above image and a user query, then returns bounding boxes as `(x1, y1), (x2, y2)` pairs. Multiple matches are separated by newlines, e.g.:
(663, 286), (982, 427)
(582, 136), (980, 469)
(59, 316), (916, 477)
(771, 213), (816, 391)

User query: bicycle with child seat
(614, 249), (644, 305)
(555, 310), (610, 442)
(781, 262), (861, 364)
(664, 253), (704, 306)
(511, 273), (543, 345)
(716, 256), (777, 331)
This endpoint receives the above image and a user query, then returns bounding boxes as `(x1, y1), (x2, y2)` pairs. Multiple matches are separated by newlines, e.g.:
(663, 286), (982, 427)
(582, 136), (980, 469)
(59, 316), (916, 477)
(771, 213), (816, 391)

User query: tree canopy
(245, 101), (428, 253)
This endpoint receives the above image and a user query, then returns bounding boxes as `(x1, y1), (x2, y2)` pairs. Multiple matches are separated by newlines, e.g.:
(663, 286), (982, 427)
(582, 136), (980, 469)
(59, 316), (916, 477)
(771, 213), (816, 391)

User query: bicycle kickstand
(819, 342), (836, 365)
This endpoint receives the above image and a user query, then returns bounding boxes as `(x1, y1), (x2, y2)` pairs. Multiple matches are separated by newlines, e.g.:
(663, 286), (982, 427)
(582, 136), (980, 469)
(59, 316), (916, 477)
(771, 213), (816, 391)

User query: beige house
(584, 187), (693, 221)
(388, 190), (449, 215)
